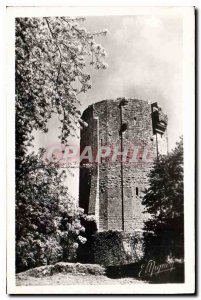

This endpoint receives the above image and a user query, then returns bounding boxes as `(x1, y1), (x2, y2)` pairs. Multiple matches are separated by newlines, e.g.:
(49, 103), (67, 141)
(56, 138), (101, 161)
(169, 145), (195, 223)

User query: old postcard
(7, 6), (195, 294)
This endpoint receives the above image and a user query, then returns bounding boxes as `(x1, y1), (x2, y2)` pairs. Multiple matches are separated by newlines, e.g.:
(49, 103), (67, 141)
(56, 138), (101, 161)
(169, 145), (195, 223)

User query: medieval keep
(79, 98), (168, 233)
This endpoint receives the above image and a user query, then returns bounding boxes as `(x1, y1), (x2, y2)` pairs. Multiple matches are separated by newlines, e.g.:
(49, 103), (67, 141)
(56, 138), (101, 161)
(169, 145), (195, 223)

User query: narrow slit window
(134, 117), (136, 125)
(136, 187), (139, 196)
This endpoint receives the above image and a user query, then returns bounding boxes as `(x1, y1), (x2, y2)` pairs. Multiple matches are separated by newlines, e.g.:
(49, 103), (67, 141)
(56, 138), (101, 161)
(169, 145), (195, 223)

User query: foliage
(15, 150), (89, 272)
(15, 17), (107, 272)
(78, 230), (144, 266)
(142, 137), (184, 260)
(16, 16), (108, 155)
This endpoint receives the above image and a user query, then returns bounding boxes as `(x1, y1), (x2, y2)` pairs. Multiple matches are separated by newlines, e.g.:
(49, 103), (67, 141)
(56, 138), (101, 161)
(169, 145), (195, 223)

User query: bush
(143, 225), (184, 262)
(15, 156), (89, 274)
(16, 235), (63, 272)
(78, 230), (144, 266)
(142, 138), (184, 261)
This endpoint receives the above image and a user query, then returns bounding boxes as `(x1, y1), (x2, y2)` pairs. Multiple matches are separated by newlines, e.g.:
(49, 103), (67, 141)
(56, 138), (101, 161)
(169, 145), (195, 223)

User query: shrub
(78, 230), (144, 266)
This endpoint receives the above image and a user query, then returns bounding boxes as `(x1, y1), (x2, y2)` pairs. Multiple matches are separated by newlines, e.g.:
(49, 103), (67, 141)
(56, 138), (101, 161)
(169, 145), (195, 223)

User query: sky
(81, 15), (183, 150)
(33, 15), (183, 198)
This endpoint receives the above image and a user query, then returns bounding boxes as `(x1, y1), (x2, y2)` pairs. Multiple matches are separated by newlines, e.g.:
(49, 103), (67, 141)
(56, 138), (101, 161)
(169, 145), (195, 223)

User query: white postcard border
(6, 6), (195, 294)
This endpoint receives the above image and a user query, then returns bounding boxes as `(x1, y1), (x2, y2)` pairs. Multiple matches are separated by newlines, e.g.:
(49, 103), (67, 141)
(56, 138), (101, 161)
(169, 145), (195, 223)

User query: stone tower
(79, 98), (168, 233)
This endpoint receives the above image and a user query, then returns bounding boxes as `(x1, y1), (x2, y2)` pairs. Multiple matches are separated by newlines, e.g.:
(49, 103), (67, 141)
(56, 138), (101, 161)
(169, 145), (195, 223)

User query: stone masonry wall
(79, 98), (168, 233)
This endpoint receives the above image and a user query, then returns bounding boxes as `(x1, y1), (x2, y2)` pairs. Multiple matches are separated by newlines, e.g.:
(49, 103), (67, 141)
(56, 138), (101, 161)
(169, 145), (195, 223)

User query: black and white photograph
(6, 6), (195, 294)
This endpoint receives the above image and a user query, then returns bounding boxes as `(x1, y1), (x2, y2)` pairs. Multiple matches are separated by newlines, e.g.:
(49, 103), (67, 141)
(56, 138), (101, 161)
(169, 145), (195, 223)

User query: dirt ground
(16, 273), (146, 286)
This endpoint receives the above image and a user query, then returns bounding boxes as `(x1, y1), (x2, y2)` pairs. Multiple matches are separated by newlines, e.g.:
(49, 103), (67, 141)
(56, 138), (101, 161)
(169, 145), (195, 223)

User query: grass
(16, 273), (145, 285)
